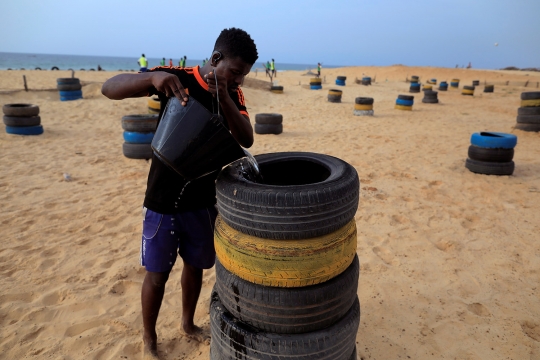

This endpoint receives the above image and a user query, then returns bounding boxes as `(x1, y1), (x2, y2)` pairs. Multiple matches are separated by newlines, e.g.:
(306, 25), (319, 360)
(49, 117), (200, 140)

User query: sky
(1, 0), (539, 69)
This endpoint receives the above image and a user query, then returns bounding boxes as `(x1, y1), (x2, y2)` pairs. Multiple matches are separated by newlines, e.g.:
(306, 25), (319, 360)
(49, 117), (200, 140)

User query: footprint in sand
(372, 246), (399, 266)
(467, 303), (491, 317)
(521, 321), (540, 342)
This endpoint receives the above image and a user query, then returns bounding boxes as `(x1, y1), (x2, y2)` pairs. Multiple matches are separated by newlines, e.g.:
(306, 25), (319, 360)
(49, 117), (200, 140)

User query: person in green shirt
(271, 58), (276, 77)
(317, 62), (321, 78)
(160, 58), (166, 66)
(138, 54), (148, 72)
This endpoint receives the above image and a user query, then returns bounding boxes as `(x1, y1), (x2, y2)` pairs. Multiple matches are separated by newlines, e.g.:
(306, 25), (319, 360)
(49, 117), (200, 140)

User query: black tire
(409, 88), (420, 93)
(521, 92), (540, 100)
(122, 142), (153, 159)
(337, 76), (347, 81)
(465, 158), (514, 176)
(51, 66), (59, 70)
(516, 115), (540, 124)
(270, 85), (283, 91)
(424, 90), (438, 98)
(121, 114), (158, 132)
(398, 94), (414, 101)
(254, 123), (283, 135)
(484, 88), (494, 93)
(514, 123), (540, 132)
(210, 291), (360, 360)
(216, 152), (359, 240)
(2, 103), (39, 117)
(215, 255), (359, 334)
(35, 67), (41, 70)
(355, 97), (374, 105)
(328, 95), (342, 103)
(3, 115), (41, 127)
(468, 145), (514, 162)
(422, 98), (439, 103)
(255, 113), (283, 125)
(463, 85), (475, 90)
(518, 107), (540, 115)
(57, 83), (82, 91)
(57, 78), (80, 85)
(472, 80), (480, 86)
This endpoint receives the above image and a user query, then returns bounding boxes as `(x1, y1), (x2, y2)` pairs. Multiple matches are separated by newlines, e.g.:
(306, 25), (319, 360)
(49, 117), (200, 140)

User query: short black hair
(214, 28), (258, 65)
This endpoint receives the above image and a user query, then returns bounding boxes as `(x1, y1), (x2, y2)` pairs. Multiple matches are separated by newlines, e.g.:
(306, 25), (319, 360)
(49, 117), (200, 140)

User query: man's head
(142, 54), (145, 57)
(211, 28), (258, 91)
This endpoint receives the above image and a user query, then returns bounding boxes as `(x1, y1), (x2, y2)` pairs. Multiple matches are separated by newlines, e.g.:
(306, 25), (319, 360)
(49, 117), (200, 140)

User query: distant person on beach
(101, 27), (257, 359)
(160, 58), (166, 66)
(271, 58), (276, 77)
(263, 62), (270, 77)
(97, 65), (102, 71)
(317, 62), (321, 78)
(138, 54), (148, 72)
(169, 58), (173, 67)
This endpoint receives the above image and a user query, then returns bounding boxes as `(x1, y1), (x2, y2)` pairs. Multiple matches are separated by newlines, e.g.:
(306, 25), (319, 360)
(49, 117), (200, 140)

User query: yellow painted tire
(271, 89), (283, 94)
(214, 216), (357, 288)
(395, 104), (413, 111)
(451, 79), (460, 82)
(310, 78), (322, 84)
(328, 90), (342, 96)
(462, 90), (474, 95)
(354, 104), (373, 111)
(423, 85), (432, 90)
(148, 107), (160, 114)
(521, 99), (540, 107)
(147, 97), (160, 110)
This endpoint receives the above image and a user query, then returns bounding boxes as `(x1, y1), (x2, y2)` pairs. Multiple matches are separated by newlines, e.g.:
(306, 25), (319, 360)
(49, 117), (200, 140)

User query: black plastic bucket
(151, 97), (245, 180)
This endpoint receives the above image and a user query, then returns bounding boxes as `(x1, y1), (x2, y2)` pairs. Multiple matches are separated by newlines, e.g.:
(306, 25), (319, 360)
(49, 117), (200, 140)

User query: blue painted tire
(470, 132), (517, 149)
(310, 85), (322, 90)
(362, 77), (371, 81)
(60, 95), (83, 101)
(396, 99), (414, 106)
(450, 82), (459, 87)
(123, 131), (154, 144)
(335, 80), (345, 86)
(59, 90), (82, 97)
(6, 125), (44, 135)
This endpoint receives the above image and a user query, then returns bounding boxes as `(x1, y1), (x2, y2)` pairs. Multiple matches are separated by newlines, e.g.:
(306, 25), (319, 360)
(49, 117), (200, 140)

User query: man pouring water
(101, 27), (257, 359)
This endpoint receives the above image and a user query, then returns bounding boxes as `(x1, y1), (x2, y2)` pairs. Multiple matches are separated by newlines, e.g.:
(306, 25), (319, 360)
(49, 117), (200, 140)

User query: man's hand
(151, 72), (189, 106)
(205, 71), (229, 101)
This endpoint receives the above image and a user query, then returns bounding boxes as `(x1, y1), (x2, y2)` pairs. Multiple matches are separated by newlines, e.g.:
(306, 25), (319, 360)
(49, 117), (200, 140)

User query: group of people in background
(137, 54), (188, 71)
(264, 59), (276, 78)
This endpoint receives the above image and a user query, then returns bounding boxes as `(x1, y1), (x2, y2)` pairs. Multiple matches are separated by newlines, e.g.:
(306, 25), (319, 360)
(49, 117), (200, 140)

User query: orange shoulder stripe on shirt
(236, 88), (246, 106)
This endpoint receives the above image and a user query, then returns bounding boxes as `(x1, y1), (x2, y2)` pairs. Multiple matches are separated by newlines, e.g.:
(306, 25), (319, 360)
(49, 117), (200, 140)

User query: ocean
(0, 52), (340, 72)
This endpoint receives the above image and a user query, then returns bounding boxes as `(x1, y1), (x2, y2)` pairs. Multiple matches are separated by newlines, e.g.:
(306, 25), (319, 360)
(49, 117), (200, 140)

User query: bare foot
(180, 324), (211, 345)
(143, 335), (160, 359)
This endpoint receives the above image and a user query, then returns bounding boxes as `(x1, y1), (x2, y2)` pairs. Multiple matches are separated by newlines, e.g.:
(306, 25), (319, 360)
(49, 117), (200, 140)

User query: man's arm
(101, 72), (189, 105)
(205, 72), (253, 148)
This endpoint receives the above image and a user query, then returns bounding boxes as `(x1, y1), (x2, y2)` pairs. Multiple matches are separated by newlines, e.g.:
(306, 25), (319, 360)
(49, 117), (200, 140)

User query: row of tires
(211, 152), (360, 359)
(515, 92), (540, 132)
(465, 132), (517, 176)
(2, 104), (44, 135)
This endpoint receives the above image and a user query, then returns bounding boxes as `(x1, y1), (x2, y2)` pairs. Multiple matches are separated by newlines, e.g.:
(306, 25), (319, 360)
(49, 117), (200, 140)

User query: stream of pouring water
(240, 149), (264, 182)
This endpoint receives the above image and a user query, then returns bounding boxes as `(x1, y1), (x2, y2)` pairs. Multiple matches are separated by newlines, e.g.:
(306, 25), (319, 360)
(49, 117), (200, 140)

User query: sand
(0, 66), (539, 360)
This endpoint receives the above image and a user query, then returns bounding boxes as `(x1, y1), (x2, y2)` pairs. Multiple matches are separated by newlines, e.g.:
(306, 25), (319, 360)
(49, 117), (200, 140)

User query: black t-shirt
(143, 65), (249, 214)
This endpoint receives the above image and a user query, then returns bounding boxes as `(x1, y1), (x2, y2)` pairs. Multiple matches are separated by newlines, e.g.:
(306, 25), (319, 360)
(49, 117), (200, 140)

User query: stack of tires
(450, 79), (460, 89)
(148, 97), (160, 114)
(3, 103), (43, 135)
(423, 84), (433, 91)
(395, 94), (414, 110)
(410, 75), (419, 83)
(422, 90), (439, 104)
(427, 78), (437, 85)
(212, 152), (361, 360)
(462, 85), (475, 96)
(410, 82), (421, 93)
(361, 77), (372, 86)
(270, 85), (284, 94)
(121, 114), (158, 159)
(439, 81), (448, 91)
(354, 97), (374, 116)
(515, 91), (540, 132)
(336, 76), (346, 86)
(57, 78), (82, 101)
(472, 80), (480, 86)
(310, 78), (322, 90)
(254, 113), (283, 135)
(328, 89), (342, 103)
(466, 132), (516, 176)
(484, 84), (494, 93)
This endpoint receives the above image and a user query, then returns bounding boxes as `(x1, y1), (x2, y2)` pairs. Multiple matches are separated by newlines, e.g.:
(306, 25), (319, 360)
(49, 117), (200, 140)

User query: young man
(102, 27), (257, 359)
(138, 54), (148, 72)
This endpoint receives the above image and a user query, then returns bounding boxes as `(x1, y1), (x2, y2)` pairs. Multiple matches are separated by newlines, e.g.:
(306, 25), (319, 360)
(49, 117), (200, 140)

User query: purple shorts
(140, 206), (218, 272)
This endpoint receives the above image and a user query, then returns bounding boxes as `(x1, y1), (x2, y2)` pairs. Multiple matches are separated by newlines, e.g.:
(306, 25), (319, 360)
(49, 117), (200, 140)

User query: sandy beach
(1, 66), (539, 360)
